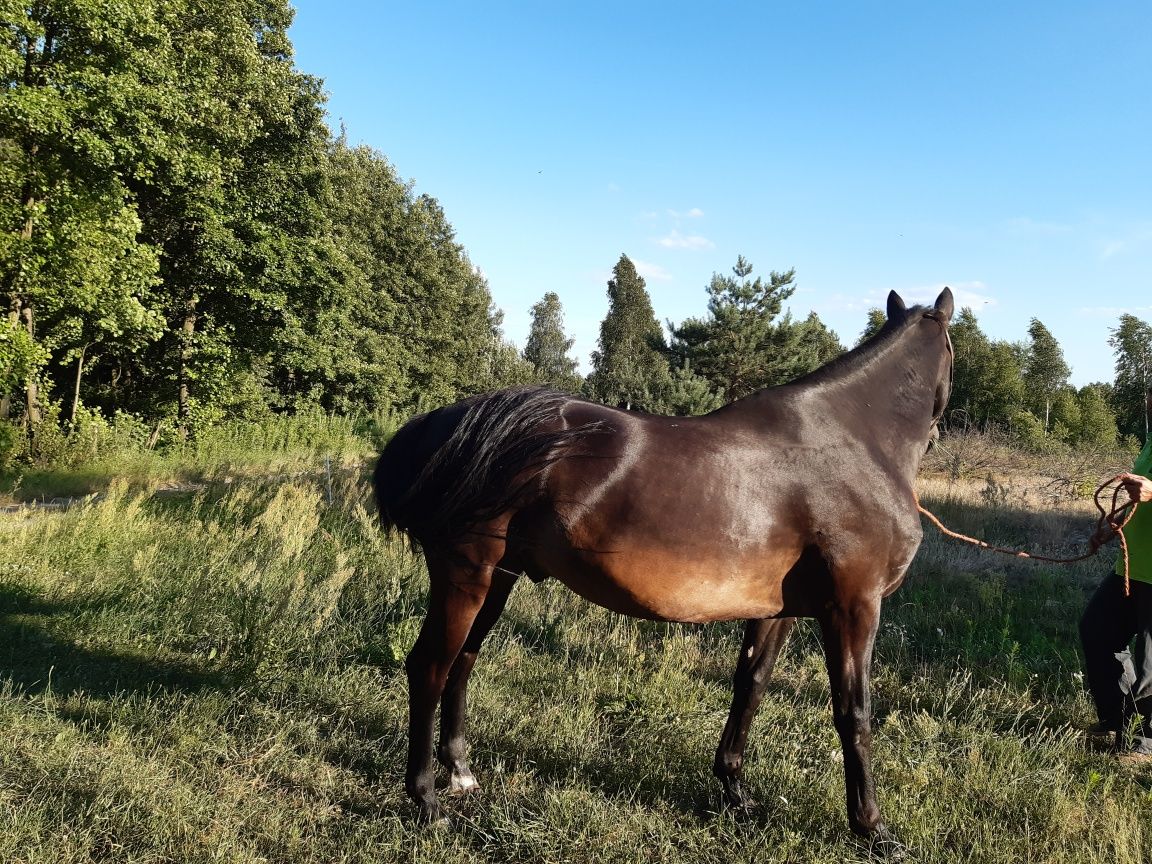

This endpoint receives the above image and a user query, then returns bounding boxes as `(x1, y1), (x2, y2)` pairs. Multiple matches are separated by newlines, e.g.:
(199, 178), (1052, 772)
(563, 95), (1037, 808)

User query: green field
(1, 466), (1149, 863)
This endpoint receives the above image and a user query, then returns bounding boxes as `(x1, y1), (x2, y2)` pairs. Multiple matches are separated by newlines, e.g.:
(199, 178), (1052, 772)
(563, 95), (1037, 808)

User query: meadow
(0, 434), (1150, 863)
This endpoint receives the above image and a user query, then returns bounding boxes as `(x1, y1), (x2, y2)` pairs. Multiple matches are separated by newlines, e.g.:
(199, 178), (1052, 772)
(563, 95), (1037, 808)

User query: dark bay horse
(374, 288), (954, 839)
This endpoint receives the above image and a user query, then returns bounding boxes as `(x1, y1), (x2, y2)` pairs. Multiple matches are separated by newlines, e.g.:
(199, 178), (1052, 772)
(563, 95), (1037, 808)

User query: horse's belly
(542, 546), (792, 624)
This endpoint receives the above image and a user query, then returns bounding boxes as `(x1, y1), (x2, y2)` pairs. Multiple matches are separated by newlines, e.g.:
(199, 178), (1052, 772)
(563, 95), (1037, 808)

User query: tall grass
(0, 469), (1149, 862)
(1, 407), (405, 502)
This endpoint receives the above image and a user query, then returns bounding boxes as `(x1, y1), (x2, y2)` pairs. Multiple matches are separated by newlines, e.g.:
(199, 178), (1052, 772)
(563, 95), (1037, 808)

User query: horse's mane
(781, 304), (943, 390)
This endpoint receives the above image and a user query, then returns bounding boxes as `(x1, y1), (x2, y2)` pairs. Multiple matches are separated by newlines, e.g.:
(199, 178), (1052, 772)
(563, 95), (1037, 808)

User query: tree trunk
(69, 344), (88, 428)
(177, 297), (198, 438)
(21, 302), (40, 429)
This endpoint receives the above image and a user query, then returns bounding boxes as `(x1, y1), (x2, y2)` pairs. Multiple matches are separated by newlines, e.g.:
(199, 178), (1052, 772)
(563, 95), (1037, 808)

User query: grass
(0, 409), (400, 503)
(0, 465), (1150, 862)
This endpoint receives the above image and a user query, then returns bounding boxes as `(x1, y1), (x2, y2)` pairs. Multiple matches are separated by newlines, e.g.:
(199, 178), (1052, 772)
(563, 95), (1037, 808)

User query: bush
(0, 417), (23, 469)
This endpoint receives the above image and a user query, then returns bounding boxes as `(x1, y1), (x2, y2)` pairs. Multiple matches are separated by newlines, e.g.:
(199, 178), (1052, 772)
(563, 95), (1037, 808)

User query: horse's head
(886, 287), (954, 447)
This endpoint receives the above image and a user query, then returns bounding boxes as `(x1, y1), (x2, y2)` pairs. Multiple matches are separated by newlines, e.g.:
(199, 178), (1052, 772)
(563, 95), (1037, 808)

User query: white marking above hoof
(449, 772), (479, 793)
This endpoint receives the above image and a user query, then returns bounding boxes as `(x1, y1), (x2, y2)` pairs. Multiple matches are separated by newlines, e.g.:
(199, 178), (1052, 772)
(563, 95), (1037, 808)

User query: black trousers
(1079, 572), (1152, 751)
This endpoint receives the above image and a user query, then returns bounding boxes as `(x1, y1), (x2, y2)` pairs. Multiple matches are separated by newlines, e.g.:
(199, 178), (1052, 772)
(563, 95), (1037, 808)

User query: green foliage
(660, 359), (725, 416)
(0, 416), (19, 468)
(1022, 318), (1071, 433)
(586, 255), (672, 411)
(0, 4), (519, 454)
(670, 256), (806, 399)
(1109, 313), (1152, 443)
(947, 307), (1027, 430)
(1075, 383), (1119, 448)
(856, 307), (887, 345)
(1006, 407), (1058, 453)
(523, 292), (581, 392)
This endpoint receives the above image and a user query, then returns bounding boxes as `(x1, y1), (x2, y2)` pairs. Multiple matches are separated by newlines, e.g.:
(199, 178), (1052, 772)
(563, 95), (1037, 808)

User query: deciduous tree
(523, 292), (581, 391)
(1022, 319), (1070, 434)
(1109, 314), (1152, 443)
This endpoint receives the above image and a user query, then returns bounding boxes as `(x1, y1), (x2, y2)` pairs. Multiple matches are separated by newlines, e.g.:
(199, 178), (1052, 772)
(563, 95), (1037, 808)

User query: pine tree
(523, 292), (581, 391)
(670, 256), (817, 399)
(586, 255), (671, 410)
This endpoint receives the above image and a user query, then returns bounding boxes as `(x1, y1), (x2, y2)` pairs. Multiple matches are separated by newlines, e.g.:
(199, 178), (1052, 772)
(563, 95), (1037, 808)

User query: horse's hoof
(724, 796), (760, 821)
(448, 770), (479, 793)
(862, 824), (909, 861)
(415, 802), (448, 827)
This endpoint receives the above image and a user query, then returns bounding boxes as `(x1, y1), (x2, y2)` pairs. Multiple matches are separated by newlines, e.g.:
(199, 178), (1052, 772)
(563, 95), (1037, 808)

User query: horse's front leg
(818, 594), (884, 837)
(713, 617), (796, 813)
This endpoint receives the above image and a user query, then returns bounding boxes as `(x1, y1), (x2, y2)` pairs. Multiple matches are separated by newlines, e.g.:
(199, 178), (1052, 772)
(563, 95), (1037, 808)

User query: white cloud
(1101, 239), (1127, 260)
(668, 207), (705, 219)
(656, 229), (715, 250)
(632, 259), (673, 282)
(1100, 225), (1152, 260)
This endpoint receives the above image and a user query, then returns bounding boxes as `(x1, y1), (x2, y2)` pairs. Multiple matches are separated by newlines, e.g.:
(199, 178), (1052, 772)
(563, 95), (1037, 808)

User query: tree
(856, 308), (887, 346)
(1075, 384), (1119, 448)
(795, 311), (844, 368)
(1109, 314), (1152, 443)
(1021, 318), (1070, 433)
(660, 359), (724, 416)
(0, 1), (168, 431)
(586, 255), (671, 410)
(670, 256), (812, 399)
(1048, 386), (1081, 443)
(942, 307), (1027, 430)
(523, 292), (581, 391)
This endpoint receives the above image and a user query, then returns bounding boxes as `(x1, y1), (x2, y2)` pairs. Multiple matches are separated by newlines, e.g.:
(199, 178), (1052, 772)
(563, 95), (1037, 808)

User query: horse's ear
(886, 290), (906, 320)
(934, 287), (954, 322)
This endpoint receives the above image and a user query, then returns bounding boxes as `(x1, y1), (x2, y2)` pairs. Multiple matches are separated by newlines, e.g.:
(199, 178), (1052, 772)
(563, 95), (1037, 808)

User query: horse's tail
(373, 386), (605, 550)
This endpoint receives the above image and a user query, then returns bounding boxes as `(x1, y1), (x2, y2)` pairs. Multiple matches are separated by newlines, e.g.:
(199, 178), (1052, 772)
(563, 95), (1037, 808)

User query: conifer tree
(671, 256), (830, 399)
(586, 255), (671, 410)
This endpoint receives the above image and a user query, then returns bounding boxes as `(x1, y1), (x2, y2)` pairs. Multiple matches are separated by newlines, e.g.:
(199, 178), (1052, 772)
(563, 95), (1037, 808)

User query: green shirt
(1116, 435), (1152, 584)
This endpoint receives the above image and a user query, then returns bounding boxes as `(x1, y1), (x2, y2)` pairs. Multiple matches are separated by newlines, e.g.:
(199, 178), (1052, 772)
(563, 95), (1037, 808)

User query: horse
(374, 287), (954, 841)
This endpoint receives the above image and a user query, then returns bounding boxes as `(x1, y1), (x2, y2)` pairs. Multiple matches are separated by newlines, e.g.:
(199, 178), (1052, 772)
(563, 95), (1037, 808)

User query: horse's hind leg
(713, 617), (796, 813)
(405, 552), (494, 824)
(437, 567), (518, 793)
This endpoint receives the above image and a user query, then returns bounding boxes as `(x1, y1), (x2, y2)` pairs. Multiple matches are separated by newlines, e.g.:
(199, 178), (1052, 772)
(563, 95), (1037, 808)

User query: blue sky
(288, 2), (1151, 385)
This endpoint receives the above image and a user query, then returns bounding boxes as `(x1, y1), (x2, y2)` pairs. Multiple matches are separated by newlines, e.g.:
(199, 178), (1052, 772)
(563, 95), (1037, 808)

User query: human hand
(1118, 473), (1152, 504)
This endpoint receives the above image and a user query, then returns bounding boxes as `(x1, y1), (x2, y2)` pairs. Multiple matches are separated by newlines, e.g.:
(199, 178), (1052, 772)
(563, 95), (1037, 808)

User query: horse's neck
(824, 338), (939, 474)
(745, 335), (939, 477)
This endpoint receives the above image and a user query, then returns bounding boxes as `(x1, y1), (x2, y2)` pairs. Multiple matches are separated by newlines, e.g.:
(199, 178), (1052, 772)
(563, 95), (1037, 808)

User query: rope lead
(916, 475), (1139, 596)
